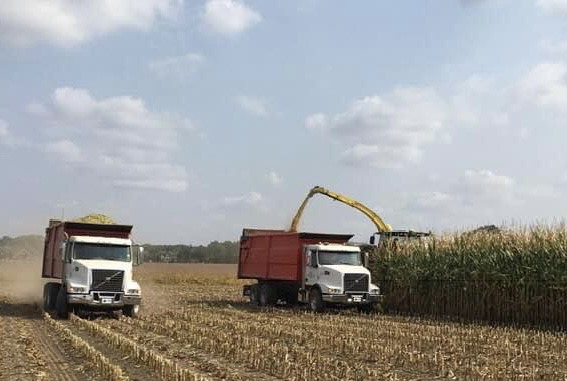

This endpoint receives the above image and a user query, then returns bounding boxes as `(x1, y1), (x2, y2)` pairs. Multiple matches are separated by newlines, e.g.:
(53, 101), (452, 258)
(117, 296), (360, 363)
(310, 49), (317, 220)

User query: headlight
(126, 289), (141, 295)
(370, 287), (380, 294)
(326, 287), (342, 294)
(68, 286), (87, 293)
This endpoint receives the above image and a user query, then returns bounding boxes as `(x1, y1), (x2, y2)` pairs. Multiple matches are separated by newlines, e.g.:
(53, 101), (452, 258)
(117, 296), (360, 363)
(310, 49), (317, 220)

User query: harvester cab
(370, 230), (432, 249)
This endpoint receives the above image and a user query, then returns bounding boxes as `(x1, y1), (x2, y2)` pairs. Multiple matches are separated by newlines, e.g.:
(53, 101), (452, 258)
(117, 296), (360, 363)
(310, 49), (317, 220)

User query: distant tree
(142, 240), (238, 263)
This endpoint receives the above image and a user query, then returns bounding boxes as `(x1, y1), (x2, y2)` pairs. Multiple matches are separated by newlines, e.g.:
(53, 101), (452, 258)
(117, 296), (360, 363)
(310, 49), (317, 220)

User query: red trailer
(238, 228), (353, 281)
(239, 228), (381, 312)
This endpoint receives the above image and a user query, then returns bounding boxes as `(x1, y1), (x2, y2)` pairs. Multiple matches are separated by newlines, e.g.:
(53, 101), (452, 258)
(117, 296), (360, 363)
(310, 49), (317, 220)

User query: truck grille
(344, 273), (369, 292)
(91, 270), (124, 292)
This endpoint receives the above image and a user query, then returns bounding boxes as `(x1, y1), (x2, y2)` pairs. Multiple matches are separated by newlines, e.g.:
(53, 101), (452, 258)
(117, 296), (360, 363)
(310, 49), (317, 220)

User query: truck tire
(249, 284), (259, 306)
(55, 286), (69, 319)
(285, 290), (299, 306)
(259, 284), (275, 306)
(309, 288), (325, 313)
(123, 304), (140, 318)
(356, 303), (374, 314)
(43, 283), (59, 311)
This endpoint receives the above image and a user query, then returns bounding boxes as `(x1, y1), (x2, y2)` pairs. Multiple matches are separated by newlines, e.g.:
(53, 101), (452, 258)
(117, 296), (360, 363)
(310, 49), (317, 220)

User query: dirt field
(1, 260), (567, 380)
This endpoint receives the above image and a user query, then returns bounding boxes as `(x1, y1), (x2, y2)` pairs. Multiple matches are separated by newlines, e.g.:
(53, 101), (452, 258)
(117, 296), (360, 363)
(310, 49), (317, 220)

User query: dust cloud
(0, 258), (46, 303)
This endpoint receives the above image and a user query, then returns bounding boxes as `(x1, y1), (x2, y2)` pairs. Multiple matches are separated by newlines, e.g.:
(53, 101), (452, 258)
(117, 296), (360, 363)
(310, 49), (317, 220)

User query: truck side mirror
(369, 236), (375, 245)
(133, 245), (144, 266)
(363, 252), (369, 268)
(59, 243), (66, 262)
(311, 252), (318, 268)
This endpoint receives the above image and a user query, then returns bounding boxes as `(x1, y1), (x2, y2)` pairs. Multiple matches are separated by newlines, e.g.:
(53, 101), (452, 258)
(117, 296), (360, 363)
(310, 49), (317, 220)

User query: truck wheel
(285, 290), (299, 306)
(123, 304), (140, 318)
(42, 284), (50, 310)
(249, 284), (259, 306)
(55, 287), (69, 319)
(309, 288), (325, 313)
(357, 303), (374, 314)
(43, 283), (58, 311)
(259, 284), (275, 306)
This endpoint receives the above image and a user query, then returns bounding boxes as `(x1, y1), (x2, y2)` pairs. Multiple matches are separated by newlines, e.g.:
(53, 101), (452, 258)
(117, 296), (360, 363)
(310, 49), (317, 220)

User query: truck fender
(307, 284), (322, 293)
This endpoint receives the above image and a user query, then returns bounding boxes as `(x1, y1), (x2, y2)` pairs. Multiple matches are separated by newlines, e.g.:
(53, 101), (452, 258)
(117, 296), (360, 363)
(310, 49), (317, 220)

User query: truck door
(305, 249), (318, 286)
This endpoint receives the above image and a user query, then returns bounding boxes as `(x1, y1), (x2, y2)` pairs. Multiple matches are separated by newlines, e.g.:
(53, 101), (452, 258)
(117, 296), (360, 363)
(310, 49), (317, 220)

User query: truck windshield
(73, 243), (131, 262)
(318, 251), (361, 266)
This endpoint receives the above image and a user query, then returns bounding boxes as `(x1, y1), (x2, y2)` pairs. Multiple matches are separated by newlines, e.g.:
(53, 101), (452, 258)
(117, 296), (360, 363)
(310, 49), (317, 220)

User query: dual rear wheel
(249, 283), (299, 307)
(43, 283), (69, 318)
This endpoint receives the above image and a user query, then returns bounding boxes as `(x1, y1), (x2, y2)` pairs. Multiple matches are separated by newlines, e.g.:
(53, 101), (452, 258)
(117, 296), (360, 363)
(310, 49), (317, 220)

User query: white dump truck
(41, 219), (143, 318)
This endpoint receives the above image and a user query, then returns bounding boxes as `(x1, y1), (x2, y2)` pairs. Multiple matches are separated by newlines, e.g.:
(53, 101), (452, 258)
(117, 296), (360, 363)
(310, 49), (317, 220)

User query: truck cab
(302, 243), (381, 312)
(62, 236), (142, 315)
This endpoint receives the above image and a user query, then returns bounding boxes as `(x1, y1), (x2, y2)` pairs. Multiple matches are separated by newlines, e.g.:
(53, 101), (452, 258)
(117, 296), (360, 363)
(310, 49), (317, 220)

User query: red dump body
(238, 228), (353, 282)
(42, 219), (133, 279)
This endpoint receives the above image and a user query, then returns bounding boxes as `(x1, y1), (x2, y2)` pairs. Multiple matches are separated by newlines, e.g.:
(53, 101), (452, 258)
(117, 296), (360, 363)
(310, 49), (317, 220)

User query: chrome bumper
(68, 292), (141, 307)
(322, 293), (383, 304)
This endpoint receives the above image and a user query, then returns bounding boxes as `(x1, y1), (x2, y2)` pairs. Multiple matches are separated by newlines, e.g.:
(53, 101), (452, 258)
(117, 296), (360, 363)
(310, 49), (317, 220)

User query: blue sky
(1, 0), (567, 244)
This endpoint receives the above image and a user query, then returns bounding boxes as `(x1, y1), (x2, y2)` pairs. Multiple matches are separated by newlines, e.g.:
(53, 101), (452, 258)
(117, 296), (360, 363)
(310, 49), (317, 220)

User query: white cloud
(305, 113), (328, 130)
(460, 0), (486, 6)
(306, 65), (567, 170)
(537, 0), (567, 14)
(305, 87), (447, 168)
(45, 140), (82, 163)
(236, 95), (269, 117)
(518, 62), (567, 110)
(407, 192), (452, 211)
(26, 102), (49, 116)
(148, 53), (206, 78)
(519, 127), (529, 139)
(221, 191), (263, 207)
(201, 0), (261, 36)
(446, 169), (558, 209)
(0, 119), (30, 147)
(0, 120), (8, 139)
(449, 75), (496, 126)
(267, 171), (283, 185)
(540, 39), (567, 54)
(0, 0), (181, 47)
(32, 87), (192, 192)
(460, 169), (515, 201)
(399, 169), (524, 230)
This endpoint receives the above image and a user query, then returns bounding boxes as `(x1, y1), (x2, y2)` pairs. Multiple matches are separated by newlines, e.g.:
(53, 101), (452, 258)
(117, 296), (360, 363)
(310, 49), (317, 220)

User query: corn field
(2, 262), (567, 380)
(372, 225), (567, 328)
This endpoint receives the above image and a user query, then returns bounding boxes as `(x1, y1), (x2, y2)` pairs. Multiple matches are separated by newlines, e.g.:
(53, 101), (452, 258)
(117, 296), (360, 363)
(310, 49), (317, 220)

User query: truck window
(310, 250), (318, 267)
(318, 251), (361, 266)
(73, 243), (131, 262)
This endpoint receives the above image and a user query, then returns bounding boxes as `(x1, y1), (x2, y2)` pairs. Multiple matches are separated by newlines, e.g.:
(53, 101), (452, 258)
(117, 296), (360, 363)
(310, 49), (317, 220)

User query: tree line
(142, 240), (239, 263)
(0, 235), (239, 264)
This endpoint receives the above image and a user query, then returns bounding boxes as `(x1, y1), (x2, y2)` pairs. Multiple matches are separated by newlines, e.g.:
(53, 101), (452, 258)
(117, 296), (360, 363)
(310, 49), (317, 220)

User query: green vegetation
(372, 224), (567, 327)
(143, 241), (238, 263)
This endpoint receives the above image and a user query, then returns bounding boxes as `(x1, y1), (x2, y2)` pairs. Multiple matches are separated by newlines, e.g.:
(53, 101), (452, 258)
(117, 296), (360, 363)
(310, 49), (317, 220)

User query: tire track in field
(0, 300), (95, 381)
(31, 318), (84, 381)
